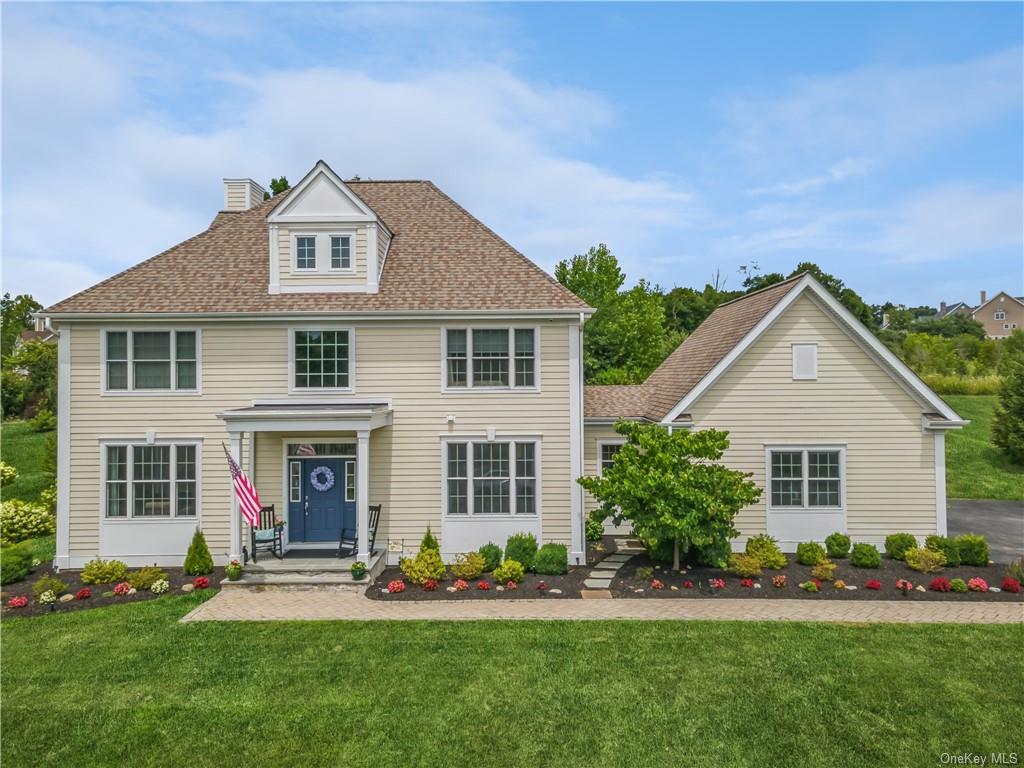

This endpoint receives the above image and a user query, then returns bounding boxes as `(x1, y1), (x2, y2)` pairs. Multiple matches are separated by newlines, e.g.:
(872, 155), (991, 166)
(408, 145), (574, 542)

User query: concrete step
(222, 572), (372, 588)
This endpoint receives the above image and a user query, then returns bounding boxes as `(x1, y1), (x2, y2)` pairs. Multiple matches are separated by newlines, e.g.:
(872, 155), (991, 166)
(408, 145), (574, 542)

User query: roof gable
(973, 291), (1024, 315)
(268, 161), (377, 223)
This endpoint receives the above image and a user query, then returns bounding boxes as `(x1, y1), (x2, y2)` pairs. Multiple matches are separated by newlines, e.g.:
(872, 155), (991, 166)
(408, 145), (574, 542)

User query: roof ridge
(715, 272), (806, 308)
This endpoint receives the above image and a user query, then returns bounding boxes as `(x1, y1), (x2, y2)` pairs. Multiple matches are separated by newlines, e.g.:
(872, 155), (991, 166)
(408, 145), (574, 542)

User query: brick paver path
(181, 586), (1023, 624)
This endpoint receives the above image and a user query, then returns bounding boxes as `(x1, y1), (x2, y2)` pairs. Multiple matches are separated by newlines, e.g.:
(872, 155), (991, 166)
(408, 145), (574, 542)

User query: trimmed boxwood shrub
(905, 547), (946, 573)
(1, 543), (33, 585)
(745, 534), (787, 569)
(727, 553), (763, 577)
(493, 559), (524, 584)
(956, 534), (989, 567)
(0, 500), (56, 544)
(534, 543), (568, 575)
(884, 533), (917, 561)
(81, 558), (129, 585)
(824, 532), (851, 559)
(796, 542), (827, 566)
(450, 552), (485, 580)
(505, 533), (538, 572)
(585, 515), (604, 542)
(183, 530), (214, 575)
(925, 535), (961, 567)
(400, 548), (446, 585)
(851, 542), (881, 568)
(127, 565), (169, 590)
(478, 542), (502, 573)
(32, 572), (67, 599)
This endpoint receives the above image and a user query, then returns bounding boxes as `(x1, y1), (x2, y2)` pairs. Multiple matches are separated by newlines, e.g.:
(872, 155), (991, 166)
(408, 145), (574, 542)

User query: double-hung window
(292, 329), (352, 390)
(599, 442), (623, 474)
(444, 439), (538, 516)
(767, 448), (843, 509)
(995, 310), (1005, 320)
(330, 235), (352, 270)
(444, 328), (537, 389)
(296, 235), (317, 270)
(104, 330), (199, 392)
(104, 443), (199, 519)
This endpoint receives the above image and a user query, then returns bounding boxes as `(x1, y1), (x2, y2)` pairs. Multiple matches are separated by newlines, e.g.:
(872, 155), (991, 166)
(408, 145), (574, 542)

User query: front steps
(222, 550), (386, 588)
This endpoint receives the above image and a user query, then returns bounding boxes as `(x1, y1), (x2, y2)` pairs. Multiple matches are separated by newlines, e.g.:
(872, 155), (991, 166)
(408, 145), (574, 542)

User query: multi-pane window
(331, 235), (352, 270)
(769, 449), (842, 509)
(345, 462), (356, 502)
(293, 330), (350, 389)
(105, 443), (199, 518)
(444, 440), (538, 515)
(289, 461), (302, 503)
(445, 328), (536, 389)
(599, 443), (623, 474)
(995, 310), (1005, 320)
(104, 330), (199, 392)
(296, 236), (317, 269)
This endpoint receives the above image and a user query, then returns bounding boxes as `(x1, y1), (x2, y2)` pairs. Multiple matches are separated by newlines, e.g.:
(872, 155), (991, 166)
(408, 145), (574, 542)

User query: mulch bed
(1, 566), (224, 618)
(610, 553), (1024, 602)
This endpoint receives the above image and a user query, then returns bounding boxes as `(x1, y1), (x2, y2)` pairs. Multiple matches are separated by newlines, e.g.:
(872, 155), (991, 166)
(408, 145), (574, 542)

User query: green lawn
(944, 395), (1024, 500)
(1, 419), (53, 504)
(2, 597), (1021, 768)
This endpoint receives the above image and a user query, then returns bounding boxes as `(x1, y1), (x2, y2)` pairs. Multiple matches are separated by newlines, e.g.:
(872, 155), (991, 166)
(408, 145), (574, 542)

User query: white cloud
(746, 157), (873, 197)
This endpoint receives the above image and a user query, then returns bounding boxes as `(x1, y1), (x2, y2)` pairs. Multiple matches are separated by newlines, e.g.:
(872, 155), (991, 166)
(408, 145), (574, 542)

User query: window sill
(442, 386), (540, 394)
(102, 516), (200, 523)
(101, 390), (202, 397)
(444, 514), (540, 520)
(767, 506), (844, 513)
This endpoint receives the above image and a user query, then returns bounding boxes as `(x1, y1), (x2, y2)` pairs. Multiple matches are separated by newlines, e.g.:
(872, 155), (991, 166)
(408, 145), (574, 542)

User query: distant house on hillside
(935, 291), (1024, 338)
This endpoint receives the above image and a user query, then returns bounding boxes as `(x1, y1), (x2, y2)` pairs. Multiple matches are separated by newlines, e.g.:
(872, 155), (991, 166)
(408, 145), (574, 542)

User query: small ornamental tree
(992, 356), (1024, 465)
(578, 420), (761, 571)
(183, 529), (214, 575)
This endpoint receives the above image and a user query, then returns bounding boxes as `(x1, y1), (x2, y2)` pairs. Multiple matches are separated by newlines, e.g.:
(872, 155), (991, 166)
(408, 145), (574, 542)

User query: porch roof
(217, 402), (393, 433)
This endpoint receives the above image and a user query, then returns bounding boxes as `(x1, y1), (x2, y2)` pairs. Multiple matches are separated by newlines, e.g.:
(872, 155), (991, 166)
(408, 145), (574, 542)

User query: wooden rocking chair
(338, 504), (381, 559)
(249, 505), (284, 563)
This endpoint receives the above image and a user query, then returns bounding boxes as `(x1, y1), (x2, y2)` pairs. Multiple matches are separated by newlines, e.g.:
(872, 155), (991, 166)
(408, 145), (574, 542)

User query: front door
(287, 458), (356, 542)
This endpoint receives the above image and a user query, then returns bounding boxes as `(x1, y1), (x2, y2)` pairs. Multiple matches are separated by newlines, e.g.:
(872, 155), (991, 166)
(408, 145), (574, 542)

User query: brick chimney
(223, 178), (267, 211)
(980, 290), (987, 305)
(940, 301), (947, 314)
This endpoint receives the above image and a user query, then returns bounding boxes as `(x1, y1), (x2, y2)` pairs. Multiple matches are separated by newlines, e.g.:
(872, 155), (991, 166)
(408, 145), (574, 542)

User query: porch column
(356, 430), (370, 562)
(229, 430), (243, 563)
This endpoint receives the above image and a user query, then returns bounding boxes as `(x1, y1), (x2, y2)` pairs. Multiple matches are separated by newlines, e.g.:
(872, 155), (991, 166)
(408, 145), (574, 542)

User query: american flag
(295, 444), (316, 456)
(222, 443), (261, 527)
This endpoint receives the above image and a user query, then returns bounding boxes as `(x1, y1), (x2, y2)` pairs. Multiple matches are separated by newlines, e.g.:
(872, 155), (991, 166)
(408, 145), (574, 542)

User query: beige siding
(66, 321), (575, 561)
(974, 293), (1024, 338)
(277, 225), (370, 288)
(689, 293), (937, 544)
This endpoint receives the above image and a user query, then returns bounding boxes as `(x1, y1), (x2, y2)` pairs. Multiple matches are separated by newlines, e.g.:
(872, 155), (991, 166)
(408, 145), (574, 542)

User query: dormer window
(331, 236), (352, 270)
(296, 236), (317, 270)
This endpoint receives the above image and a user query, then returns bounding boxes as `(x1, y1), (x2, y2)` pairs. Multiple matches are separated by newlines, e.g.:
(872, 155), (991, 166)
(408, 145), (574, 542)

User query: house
(584, 275), (965, 551)
(14, 328), (57, 349)
(970, 290), (1024, 338)
(40, 159), (964, 570)
(935, 301), (973, 319)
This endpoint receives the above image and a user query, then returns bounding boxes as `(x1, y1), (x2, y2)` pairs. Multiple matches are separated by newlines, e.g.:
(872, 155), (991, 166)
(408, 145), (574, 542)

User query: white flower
(31, 558), (41, 567)
(38, 590), (56, 605)
(150, 579), (170, 594)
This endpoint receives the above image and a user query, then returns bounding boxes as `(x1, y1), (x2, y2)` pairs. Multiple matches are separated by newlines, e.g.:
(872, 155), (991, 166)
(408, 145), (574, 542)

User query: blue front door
(287, 458), (356, 542)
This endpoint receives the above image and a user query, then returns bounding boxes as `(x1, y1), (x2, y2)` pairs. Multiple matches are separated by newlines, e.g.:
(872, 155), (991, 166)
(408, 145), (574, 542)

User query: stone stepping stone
(594, 561), (622, 570)
(605, 554), (631, 562)
(584, 578), (613, 589)
(580, 589), (612, 599)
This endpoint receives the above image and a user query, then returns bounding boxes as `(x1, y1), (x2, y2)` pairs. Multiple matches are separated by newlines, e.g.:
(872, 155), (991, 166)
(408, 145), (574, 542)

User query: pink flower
(7, 596), (27, 608)
(476, 580), (491, 591)
(967, 577), (988, 593)
(651, 579), (665, 590)
(454, 579), (469, 592)
(772, 575), (787, 588)
(113, 581), (132, 596)
(709, 578), (725, 590)
(386, 579), (405, 594)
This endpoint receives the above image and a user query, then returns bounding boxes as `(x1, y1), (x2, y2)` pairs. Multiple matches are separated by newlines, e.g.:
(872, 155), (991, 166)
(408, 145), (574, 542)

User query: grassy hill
(944, 395), (1024, 501)
(1, 420), (53, 504)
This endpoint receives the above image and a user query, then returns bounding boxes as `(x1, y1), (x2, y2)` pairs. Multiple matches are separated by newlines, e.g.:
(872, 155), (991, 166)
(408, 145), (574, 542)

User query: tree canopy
(742, 262), (875, 328)
(1, 293), (42, 358)
(263, 176), (291, 200)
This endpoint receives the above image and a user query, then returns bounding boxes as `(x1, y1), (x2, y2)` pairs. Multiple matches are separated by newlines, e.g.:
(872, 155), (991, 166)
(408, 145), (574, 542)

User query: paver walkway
(181, 586), (1023, 624)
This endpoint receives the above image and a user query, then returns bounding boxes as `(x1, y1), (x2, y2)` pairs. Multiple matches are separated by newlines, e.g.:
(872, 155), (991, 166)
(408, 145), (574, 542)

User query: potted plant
(351, 561), (367, 581)
(225, 559), (243, 581)
(274, 516), (286, 530)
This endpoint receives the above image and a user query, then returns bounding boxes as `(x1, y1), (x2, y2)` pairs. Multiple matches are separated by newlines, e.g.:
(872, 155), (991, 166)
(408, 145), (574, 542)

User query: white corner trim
(269, 224), (280, 294)
(661, 275), (962, 424)
(366, 222), (379, 294)
(934, 431), (947, 536)
(55, 325), (71, 569)
(569, 320), (585, 565)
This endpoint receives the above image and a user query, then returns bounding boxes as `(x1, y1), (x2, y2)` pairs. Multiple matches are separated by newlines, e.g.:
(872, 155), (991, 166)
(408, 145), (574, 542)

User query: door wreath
(309, 465), (335, 492)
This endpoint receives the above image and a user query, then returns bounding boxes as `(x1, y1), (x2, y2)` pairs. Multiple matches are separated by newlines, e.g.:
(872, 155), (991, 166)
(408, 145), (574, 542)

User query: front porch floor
(227, 549), (386, 586)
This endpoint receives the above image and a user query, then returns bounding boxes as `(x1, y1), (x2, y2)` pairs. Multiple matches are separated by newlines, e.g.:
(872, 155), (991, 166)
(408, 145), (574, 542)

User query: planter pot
(351, 570), (366, 581)
(226, 570), (242, 582)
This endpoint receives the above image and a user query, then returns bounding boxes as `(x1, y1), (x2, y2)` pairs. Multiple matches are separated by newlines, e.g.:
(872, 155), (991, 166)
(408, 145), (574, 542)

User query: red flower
(113, 581), (132, 596)
(683, 580), (694, 589)
(476, 580), (491, 590)
(651, 579), (665, 590)
(386, 579), (405, 594)
(193, 577), (209, 590)
(536, 581), (548, 592)
(929, 577), (952, 593)
(740, 578), (754, 589)
(772, 575), (787, 588)
(75, 588), (91, 600)
(1001, 577), (1021, 594)
(454, 579), (469, 592)
(7, 596), (27, 608)
(506, 581), (518, 590)
(896, 578), (913, 594)
(811, 578), (822, 590)
(709, 578), (725, 590)
(865, 579), (882, 590)
(422, 579), (439, 592)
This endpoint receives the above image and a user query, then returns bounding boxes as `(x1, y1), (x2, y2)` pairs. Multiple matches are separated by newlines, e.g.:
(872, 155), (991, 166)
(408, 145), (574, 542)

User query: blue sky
(3, 2), (1021, 308)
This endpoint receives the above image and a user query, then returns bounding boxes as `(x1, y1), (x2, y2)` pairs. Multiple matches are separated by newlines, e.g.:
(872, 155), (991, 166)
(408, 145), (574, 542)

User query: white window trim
(439, 326), (541, 392)
(288, 325), (356, 394)
(596, 439), (626, 475)
(291, 230), (358, 275)
(101, 328), (202, 396)
(98, 439), (203, 522)
(791, 343), (818, 381)
(764, 444), (846, 513)
(440, 435), (542, 518)
(995, 310), (1005, 320)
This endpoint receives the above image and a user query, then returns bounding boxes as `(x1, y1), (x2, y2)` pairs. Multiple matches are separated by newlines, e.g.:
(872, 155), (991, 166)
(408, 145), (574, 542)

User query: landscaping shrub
(796, 542), (827, 566)
(905, 547), (947, 574)
(80, 558), (129, 585)
(925, 535), (961, 567)
(726, 553), (762, 578)
(32, 572), (67, 599)
(28, 408), (57, 432)
(0, 461), (17, 487)
(127, 566), (168, 590)
(635, 565), (654, 580)
(1001, 577), (1021, 594)
(419, 526), (440, 553)
(0, 500), (55, 544)
(929, 577), (952, 593)
(493, 559), (525, 584)
(956, 534), (989, 567)
(505, 532), (538, 572)
(450, 552), (485, 580)
(40, 485), (56, 513)
(884, 533), (917, 561)
(745, 534), (787, 569)
(645, 538), (674, 563)
(585, 515), (604, 542)
(851, 543), (881, 568)
(150, 579), (169, 594)
(478, 542), (502, 573)
(183, 530), (214, 575)
(810, 561), (837, 581)
(0, 544), (33, 584)
(992, 355), (1024, 463)
(534, 543), (568, 575)
(694, 539), (733, 569)
(824, 532), (851, 559)
(772, 574), (786, 588)
(950, 578), (968, 593)
(400, 548), (446, 585)
(1005, 558), (1024, 583)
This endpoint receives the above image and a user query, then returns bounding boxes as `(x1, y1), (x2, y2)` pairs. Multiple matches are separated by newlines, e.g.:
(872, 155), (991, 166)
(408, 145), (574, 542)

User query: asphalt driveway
(948, 499), (1024, 563)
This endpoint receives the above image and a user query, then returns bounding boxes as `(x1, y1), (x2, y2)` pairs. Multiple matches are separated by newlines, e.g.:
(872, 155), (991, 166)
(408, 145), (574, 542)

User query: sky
(2, 2), (1022, 309)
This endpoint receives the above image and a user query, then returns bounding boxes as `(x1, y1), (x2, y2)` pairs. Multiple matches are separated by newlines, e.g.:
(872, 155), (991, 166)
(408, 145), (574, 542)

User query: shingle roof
(45, 181), (588, 315)
(584, 275), (804, 421)
(583, 385), (650, 419)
